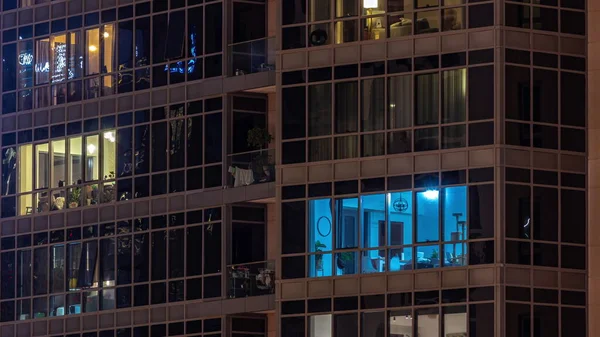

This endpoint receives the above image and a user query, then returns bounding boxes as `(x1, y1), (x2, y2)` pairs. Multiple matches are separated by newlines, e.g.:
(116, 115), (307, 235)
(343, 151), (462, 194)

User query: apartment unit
(0, 0), (589, 336)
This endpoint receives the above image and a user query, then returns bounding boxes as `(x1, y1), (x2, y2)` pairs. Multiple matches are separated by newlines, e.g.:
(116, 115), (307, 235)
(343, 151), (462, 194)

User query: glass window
(135, 17), (151, 67)
(442, 186), (467, 242)
(335, 313), (358, 337)
(361, 312), (385, 337)
(415, 11), (439, 34)
(50, 34), (67, 83)
(35, 38), (50, 85)
(416, 189), (439, 243)
(442, 69), (466, 123)
(102, 131), (116, 180)
(506, 184), (531, 239)
(335, 20), (359, 43)
(117, 128), (132, 178)
(205, 3), (223, 54)
(118, 21), (133, 70)
(415, 73), (439, 125)
(68, 137), (82, 186)
(361, 194), (385, 248)
(416, 308), (439, 337)
(84, 135), (99, 181)
(18, 40), (34, 90)
(309, 199), (334, 256)
(388, 191), (412, 246)
(18, 144), (33, 194)
(204, 222), (221, 274)
(444, 306), (467, 336)
(336, 253), (358, 276)
(309, 314), (332, 337)
(505, 65), (530, 121)
(361, 78), (385, 131)
(86, 28), (100, 75)
(309, 84), (332, 137)
(51, 140), (66, 188)
(283, 86), (306, 140)
(336, 198), (358, 249)
(442, 7), (465, 31)
(66, 242), (81, 291)
(388, 75), (411, 129)
(16, 250), (31, 298)
(389, 310), (412, 336)
(100, 238), (115, 287)
(69, 31), (83, 79)
(336, 0), (358, 17)
(49, 245), (65, 294)
(335, 82), (359, 133)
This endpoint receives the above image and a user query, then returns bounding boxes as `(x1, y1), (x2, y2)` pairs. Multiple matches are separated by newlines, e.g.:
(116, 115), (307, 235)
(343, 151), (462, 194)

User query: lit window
(85, 135), (99, 181)
(50, 34), (67, 83)
(85, 28), (100, 75)
(102, 25), (115, 73)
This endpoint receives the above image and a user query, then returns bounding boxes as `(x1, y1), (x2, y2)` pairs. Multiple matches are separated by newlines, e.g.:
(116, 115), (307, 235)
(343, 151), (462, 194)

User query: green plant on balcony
(68, 187), (81, 208)
(247, 127), (274, 182)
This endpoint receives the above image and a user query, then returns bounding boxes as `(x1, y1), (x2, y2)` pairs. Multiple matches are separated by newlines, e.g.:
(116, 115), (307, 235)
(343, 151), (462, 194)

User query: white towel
(228, 166), (255, 187)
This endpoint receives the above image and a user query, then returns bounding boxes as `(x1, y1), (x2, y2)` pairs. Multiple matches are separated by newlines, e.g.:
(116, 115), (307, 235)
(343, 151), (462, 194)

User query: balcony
(227, 260), (275, 299)
(224, 37), (276, 92)
(227, 149), (275, 188)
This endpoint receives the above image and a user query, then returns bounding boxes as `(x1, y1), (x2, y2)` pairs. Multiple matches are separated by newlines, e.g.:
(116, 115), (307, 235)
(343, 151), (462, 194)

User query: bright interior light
(423, 189), (439, 200)
(88, 45), (97, 52)
(103, 131), (115, 142)
(364, 0), (378, 8)
(103, 32), (110, 38)
(86, 143), (96, 154)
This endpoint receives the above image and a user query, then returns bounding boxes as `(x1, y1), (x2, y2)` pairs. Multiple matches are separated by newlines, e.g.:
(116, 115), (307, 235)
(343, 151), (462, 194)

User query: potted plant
(429, 249), (440, 266)
(315, 240), (327, 271)
(68, 187), (81, 208)
(336, 252), (355, 273)
(247, 127), (274, 182)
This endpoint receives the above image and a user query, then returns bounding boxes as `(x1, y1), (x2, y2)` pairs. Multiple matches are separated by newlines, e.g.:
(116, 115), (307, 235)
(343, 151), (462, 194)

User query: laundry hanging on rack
(228, 166), (255, 187)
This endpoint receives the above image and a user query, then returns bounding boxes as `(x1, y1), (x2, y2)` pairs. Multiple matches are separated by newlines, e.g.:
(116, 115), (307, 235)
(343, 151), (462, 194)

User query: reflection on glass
(85, 28), (100, 75)
(18, 40), (34, 89)
(389, 310), (412, 337)
(416, 190), (439, 242)
(16, 250), (32, 298)
(50, 34), (67, 83)
(362, 78), (385, 131)
(309, 314), (332, 337)
(69, 31), (83, 79)
(33, 248), (48, 295)
(49, 245), (65, 294)
(35, 38), (50, 85)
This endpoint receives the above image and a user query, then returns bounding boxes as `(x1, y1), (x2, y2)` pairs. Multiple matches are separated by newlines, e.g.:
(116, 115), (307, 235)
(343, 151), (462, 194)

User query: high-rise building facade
(0, 0), (589, 336)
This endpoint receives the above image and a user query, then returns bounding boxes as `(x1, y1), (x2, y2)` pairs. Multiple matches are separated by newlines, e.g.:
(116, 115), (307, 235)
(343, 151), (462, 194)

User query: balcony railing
(228, 37), (275, 76)
(227, 260), (275, 298)
(227, 148), (275, 188)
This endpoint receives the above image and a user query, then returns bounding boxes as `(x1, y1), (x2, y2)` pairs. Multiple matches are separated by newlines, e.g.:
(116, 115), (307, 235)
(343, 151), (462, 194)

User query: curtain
(335, 136), (358, 159)
(361, 78), (385, 132)
(415, 73), (439, 126)
(388, 75), (412, 129)
(442, 69), (466, 123)
(35, 39), (50, 85)
(309, 84), (332, 137)
(335, 81), (358, 133)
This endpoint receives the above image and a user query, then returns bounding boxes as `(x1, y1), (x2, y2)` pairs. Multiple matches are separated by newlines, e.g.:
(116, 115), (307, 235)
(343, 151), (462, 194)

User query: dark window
(506, 303), (531, 337)
(561, 189), (585, 244)
(283, 87), (306, 139)
(469, 184), (494, 239)
(282, 201), (306, 254)
(532, 125), (558, 149)
(470, 303), (494, 337)
(561, 128), (585, 152)
(532, 7), (558, 32)
(506, 4), (530, 29)
(532, 69), (557, 123)
(335, 81), (359, 133)
(233, 2), (266, 43)
(506, 66), (530, 121)
(469, 4), (494, 28)
(469, 66), (494, 120)
(506, 184), (531, 239)
(205, 3), (223, 53)
(282, 0), (306, 25)
(533, 187), (557, 241)
(506, 122), (530, 147)
(282, 27), (306, 50)
(561, 10), (585, 35)
(561, 72), (585, 127)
